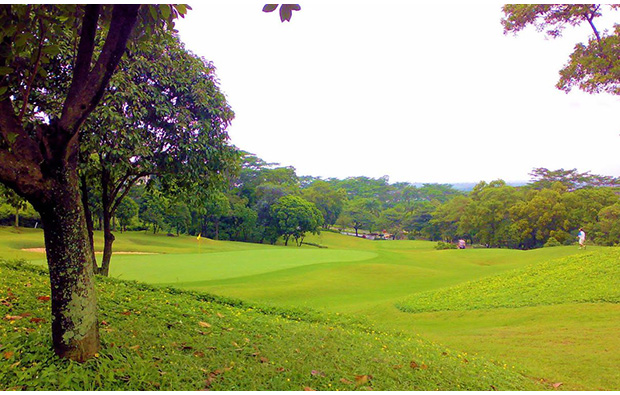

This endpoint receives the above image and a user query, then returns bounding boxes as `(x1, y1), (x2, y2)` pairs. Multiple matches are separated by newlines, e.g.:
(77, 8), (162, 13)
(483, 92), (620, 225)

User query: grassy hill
(396, 249), (620, 313)
(0, 260), (541, 391)
(0, 226), (618, 389)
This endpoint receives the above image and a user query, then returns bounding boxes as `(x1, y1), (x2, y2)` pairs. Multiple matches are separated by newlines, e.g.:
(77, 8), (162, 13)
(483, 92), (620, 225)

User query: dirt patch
(21, 248), (157, 255)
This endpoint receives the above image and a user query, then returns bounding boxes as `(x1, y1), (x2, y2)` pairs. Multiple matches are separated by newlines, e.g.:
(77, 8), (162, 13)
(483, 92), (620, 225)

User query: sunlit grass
(1, 226), (617, 389)
(0, 260), (542, 391)
(396, 249), (620, 313)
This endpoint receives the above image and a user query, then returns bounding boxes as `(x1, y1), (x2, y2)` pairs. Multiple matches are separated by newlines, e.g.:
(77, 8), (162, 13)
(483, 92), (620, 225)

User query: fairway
(1, 227), (618, 390)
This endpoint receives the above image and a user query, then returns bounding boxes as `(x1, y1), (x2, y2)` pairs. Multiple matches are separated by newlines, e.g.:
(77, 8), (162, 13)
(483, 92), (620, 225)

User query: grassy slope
(378, 249), (620, 391)
(0, 260), (541, 391)
(1, 226), (617, 389)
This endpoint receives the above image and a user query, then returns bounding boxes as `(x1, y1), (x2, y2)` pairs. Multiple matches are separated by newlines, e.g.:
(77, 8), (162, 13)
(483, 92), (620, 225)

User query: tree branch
(585, 5), (602, 43)
(59, 4), (140, 137)
(110, 173), (146, 215)
(0, 149), (47, 203)
(0, 99), (43, 167)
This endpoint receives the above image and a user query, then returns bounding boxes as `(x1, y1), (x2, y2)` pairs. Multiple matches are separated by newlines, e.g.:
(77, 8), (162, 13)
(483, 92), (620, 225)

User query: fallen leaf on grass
(100, 320), (109, 326)
(198, 321), (211, 328)
(311, 370), (325, 377)
(4, 315), (23, 321)
(3, 351), (14, 359)
(194, 351), (205, 358)
(355, 375), (372, 386)
(552, 383), (563, 389)
(259, 356), (269, 364)
(340, 378), (353, 385)
(30, 317), (46, 324)
(129, 345), (140, 350)
(410, 361), (419, 369)
(303, 387), (315, 391)
(36, 295), (50, 302)
(216, 312), (224, 318)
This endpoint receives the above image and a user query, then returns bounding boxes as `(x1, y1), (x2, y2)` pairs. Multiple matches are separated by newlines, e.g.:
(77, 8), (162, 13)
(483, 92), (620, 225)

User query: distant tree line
(4, 161), (619, 251)
(433, 169), (620, 249)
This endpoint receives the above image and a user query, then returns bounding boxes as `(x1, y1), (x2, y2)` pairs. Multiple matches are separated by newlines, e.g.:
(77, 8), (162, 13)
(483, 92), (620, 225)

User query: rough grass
(0, 260), (542, 391)
(395, 249), (620, 313)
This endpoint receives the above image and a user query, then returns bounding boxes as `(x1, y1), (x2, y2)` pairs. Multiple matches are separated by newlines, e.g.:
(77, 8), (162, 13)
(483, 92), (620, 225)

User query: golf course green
(1, 226), (618, 390)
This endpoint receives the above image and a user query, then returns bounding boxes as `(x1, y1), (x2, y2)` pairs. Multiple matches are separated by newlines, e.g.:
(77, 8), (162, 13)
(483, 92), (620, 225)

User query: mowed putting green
(108, 248), (377, 284)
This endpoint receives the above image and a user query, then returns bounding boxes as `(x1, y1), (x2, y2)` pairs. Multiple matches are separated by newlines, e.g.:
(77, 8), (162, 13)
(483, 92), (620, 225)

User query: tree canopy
(502, 4), (620, 95)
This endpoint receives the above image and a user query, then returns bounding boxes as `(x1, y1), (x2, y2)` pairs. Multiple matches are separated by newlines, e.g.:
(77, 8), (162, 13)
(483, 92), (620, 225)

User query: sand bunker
(21, 248), (157, 255)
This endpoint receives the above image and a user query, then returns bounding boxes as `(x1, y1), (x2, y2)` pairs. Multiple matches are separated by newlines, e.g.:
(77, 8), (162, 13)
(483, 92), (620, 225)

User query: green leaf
(0, 66), (14, 75)
(279, 4), (300, 22)
(159, 4), (171, 20)
(6, 132), (18, 145)
(174, 4), (188, 16)
(42, 45), (60, 56)
(263, 4), (278, 13)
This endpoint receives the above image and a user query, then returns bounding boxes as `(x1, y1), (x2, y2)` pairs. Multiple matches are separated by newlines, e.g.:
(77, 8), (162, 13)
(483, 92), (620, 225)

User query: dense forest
(3, 159), (619, 250)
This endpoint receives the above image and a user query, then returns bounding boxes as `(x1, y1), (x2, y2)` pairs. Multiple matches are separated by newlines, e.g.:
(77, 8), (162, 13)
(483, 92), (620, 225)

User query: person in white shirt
(577, 228), (586, 249)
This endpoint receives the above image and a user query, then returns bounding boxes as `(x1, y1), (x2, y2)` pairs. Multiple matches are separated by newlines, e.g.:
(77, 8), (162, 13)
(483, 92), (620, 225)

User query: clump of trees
(432, 169), (620, 248)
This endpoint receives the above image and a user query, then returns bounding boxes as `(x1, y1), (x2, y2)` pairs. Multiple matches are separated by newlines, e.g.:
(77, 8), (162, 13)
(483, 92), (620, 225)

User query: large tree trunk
(38, 169), (99, 362)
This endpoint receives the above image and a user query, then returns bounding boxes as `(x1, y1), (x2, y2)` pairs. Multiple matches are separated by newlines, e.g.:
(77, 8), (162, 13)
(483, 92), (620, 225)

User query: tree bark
(38, 168), (99, 362)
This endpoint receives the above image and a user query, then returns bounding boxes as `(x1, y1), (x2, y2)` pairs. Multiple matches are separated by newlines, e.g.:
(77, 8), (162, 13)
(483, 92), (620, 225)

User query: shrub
(435, 241), (456, 250)
(544, 237), (561, 247)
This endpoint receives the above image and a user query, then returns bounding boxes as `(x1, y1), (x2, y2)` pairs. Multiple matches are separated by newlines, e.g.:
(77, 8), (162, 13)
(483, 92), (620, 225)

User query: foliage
(543, 237), (561, 247)
(502, 5), (620, 96)
(271, 195), (323, 246)
(595, 203), (620, 246)
(528, 168), (619, 191)
(301, 180), (346, 228)
(434, 241), (456, 250)
(115, 196), (139, 232)
(262, 4), (301, 23)
(459, 180), (522, 248)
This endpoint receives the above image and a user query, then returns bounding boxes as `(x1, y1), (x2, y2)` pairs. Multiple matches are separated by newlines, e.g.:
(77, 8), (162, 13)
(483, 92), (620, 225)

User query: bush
(435, 241), (456, 250)
(544, 237), (561, 247)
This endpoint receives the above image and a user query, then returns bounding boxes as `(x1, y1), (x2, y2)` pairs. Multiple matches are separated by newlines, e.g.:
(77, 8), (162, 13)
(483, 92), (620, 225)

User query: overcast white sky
(176, 2), (620, 184)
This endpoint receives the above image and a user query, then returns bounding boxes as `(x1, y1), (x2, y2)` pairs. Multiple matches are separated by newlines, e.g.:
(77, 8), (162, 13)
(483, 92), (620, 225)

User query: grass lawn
(0, 260), (542, 391)
(0, 226), (617, 390)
